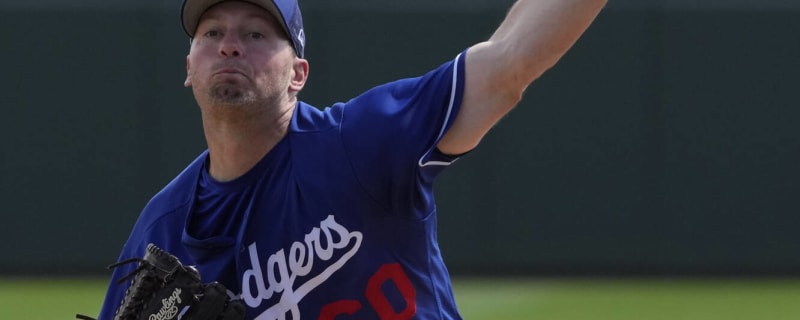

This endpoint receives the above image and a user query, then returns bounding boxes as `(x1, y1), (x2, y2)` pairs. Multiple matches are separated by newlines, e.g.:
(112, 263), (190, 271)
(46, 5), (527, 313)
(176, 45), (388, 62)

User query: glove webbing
(111, 243), (200, 320)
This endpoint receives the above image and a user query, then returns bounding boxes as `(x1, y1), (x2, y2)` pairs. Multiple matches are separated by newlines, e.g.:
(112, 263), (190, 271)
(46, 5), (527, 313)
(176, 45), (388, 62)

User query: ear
(184, 55), (192, 87)
(289, 58), (309, 94)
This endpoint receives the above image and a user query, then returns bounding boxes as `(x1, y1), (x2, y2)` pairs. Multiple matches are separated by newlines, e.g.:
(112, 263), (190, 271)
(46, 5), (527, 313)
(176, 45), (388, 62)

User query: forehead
(199, 1), (277, 25)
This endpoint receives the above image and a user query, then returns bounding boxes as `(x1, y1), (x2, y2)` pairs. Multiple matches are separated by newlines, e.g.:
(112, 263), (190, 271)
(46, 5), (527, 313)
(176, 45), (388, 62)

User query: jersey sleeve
(338, 51), (466, 218)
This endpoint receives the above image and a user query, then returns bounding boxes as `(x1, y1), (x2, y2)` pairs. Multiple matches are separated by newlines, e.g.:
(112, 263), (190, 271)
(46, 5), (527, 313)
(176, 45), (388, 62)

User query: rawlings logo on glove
(150, 287), (184, 320)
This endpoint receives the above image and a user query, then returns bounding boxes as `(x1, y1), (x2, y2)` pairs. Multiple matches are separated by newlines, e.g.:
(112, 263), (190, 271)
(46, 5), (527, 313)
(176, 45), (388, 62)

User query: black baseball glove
(77, 243), (245, 320)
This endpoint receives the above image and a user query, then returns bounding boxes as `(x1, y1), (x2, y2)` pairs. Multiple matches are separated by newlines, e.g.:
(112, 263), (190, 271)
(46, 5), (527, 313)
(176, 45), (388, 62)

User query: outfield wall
(2, 2), (799, 275)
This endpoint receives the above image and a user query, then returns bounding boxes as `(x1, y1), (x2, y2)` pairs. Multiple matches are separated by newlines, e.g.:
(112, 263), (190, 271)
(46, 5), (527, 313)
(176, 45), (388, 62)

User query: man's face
(185, 1), (299, 109)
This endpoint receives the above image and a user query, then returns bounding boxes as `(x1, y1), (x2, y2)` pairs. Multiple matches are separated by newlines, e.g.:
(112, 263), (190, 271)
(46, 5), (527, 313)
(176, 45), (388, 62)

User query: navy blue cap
(181, 0), (306, 58)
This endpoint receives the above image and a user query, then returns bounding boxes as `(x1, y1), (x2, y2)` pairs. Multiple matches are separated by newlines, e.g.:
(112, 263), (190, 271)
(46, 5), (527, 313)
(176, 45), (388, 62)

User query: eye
(204, 30), (221, 38)
(248, 32), (265, 39)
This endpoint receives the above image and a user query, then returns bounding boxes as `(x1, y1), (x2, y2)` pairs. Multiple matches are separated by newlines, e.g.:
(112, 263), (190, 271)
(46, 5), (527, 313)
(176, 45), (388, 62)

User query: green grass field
(2, 277), (799, 319)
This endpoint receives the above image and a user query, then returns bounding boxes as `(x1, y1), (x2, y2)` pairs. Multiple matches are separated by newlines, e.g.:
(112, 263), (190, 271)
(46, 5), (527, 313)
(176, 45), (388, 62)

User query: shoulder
(291, 102), (343, 133)
(358, 57), (463, 104)
(350, 54), (464, 112)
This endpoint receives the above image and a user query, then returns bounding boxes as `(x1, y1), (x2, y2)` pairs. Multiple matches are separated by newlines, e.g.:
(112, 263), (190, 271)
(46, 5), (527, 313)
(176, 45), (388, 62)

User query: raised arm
(437, 0), (607, 155)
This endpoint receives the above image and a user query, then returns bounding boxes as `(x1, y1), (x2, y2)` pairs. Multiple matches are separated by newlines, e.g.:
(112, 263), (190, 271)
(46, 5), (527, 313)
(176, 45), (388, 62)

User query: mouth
(211, 68), (249, 84)
(214, 68), (245, 75)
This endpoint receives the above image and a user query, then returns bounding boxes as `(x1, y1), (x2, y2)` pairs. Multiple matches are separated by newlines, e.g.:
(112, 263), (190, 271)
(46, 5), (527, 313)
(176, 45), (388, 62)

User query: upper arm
(436, 0), (607, 155)
(435, 42), (526, 155)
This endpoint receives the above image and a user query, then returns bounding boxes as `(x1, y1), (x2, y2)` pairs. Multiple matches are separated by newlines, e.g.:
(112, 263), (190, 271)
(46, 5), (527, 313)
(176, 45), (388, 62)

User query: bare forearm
(490, 0), (607, 88)
(439, 0), (606, 154)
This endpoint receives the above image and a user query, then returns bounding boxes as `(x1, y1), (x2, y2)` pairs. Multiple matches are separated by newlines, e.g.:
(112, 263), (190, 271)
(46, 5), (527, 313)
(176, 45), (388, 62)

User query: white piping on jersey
(418, 52), (463, 168)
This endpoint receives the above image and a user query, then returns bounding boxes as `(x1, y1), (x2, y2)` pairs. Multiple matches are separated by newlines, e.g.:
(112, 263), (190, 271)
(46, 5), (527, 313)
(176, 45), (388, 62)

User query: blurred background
(2, 0), (800, 318)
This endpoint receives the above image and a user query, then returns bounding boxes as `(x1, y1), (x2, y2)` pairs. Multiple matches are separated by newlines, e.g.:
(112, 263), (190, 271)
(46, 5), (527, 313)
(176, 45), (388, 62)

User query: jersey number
(318, 263), (416, 319)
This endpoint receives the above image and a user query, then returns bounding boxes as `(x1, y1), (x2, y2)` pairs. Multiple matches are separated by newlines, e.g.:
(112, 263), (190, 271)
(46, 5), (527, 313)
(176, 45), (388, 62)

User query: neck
(201, 101), (295, 182)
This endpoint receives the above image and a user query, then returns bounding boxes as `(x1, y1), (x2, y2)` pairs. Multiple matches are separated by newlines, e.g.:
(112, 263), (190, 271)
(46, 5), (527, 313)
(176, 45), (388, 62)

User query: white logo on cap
(297, 29), (305, 47)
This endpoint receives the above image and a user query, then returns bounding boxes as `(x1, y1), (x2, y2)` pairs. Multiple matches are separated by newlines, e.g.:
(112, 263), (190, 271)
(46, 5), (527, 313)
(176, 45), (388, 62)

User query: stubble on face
(209, 79), (255, 106)
(199, 59), (290, 112)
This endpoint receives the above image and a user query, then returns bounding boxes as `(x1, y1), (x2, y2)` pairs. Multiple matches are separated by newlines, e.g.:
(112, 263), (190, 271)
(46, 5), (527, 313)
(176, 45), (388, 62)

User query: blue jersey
(99, 51), (466, 320)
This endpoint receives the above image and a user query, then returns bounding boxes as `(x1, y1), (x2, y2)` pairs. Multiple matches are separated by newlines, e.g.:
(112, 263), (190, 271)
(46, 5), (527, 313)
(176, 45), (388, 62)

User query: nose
(219, 34), (241, 57)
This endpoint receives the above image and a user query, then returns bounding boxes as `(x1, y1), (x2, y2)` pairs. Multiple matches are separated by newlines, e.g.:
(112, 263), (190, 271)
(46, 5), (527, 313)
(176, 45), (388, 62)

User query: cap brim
(181, 0), (287, 38)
